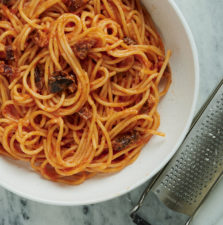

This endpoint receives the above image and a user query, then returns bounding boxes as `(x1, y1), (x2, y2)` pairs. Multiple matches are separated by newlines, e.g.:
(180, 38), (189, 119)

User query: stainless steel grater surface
(131, 79), (223, 225)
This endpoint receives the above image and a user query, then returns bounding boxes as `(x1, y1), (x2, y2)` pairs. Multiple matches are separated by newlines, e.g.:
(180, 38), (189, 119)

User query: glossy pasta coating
(0, 0), (171, 184)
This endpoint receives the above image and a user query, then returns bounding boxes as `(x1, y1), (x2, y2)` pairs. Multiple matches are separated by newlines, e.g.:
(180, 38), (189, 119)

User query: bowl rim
(0, 0), (200, 206)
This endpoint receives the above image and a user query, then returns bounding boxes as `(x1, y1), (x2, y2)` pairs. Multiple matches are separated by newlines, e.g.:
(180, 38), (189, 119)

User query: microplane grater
(130, 79), (223, 225)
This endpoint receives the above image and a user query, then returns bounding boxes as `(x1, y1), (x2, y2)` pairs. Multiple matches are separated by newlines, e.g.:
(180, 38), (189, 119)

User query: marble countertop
(1, 0), (223, 224)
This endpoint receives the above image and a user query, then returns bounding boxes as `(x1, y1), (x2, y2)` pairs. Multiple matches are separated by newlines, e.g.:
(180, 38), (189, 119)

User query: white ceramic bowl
(0, 0), (199, 205)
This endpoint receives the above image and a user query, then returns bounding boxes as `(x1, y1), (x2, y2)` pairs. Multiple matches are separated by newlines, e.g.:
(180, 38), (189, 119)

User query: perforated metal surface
(150, 81), (223, 217)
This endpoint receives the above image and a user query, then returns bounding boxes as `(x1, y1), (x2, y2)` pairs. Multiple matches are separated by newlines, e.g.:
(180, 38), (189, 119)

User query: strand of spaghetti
(33, 0), (61, 18)
(28, 0), (41, 18)
(90, 67), (110, 91)
(109, 114), (153, 138)
(108, 46), (164, 57)
(136, 0), (145, 43)
(156, 50), (172, 86)
(101, 0), (116, 20)
(1, 5), (22, 33)
(92, 92), (136, 107)
(105, 109), (138, 130)
(0, 21), (13, 30)
(19, 24), (33, 51)
(34, 93), (66, 112)
(2, 124), (18, 157)
(111, 73), (158, 95)
(22, 52), (55, 99)
(0, 30), (17, 42)
(49, 22), (62, 70)
(10, 135), (31, 160)
(18, 0), (44, 30)
(20, 131), (46, 155)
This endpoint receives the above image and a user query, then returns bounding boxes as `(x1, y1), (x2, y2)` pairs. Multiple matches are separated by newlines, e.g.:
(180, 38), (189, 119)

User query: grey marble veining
(176, 0), (223, 111)
(0, 0), (223, 225)
(0, 185), (140, 225)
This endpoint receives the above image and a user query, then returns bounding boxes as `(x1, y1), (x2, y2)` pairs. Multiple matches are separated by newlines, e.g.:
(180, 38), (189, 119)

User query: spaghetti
(0, 0), (171, 184)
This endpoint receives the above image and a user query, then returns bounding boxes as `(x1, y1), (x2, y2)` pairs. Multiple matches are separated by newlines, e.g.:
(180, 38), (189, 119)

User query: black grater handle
(131, 213), (153, 225)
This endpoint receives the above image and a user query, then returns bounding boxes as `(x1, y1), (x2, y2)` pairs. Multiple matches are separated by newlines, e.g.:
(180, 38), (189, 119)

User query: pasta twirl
(0, 0), (171, 184)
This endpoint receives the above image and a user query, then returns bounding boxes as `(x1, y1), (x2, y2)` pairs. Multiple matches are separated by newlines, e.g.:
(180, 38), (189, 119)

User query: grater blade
(131, 79), (223, 225)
